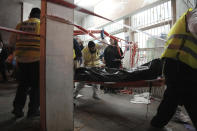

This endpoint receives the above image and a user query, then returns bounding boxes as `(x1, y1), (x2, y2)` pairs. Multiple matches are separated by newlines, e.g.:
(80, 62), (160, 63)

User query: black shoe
(92, 94), (100, 100)
(12, 109), (24, 118)
(27, 110), (40, 118)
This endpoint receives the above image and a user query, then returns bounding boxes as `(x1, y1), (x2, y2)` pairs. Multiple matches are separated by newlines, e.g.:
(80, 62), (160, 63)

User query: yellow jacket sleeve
(73, 49), (76, 59)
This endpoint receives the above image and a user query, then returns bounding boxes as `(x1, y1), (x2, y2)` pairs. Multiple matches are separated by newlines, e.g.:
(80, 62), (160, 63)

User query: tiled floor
(0, 82), (194, 131)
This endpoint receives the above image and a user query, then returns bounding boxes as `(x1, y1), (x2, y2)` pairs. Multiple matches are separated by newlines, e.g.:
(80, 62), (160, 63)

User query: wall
(0, 0), (21, 43)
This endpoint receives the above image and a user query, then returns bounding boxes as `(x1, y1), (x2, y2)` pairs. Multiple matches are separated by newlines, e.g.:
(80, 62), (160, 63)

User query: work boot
(92, 93), (100, 100)
(147, 126), (172, 131)
(27, 109), (40, 118)
(12, 109), (24, 118)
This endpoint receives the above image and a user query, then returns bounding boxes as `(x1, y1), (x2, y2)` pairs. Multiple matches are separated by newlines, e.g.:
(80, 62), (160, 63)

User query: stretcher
(74, 78), (164, 88)
(74, 78), (165, 95)
(74, 59), (164, 94)
(102, 78), (164, 88)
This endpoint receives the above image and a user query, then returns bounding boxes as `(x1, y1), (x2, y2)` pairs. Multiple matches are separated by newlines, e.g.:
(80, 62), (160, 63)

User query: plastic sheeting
(74, 59), (162, 82)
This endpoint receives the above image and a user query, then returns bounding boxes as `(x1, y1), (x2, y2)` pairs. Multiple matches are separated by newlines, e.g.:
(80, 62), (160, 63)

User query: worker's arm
(81, 49), (87, 67)
(187, 8), (197, 38)
(81, 57), (85, 67)
(80, 53), (85, 67)
(0, 41), (3, 47)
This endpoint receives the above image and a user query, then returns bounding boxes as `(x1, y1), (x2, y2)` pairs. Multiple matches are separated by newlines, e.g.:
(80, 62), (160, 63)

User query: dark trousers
(0, 62), (7, 81)
(151, 58), (197, 129)
(13, 61), (40, 112)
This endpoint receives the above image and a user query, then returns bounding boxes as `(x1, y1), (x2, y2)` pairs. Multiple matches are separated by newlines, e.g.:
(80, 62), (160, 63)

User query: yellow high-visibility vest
(82, 44), (100, 67)
(161, 8), (197, 69)
(15, 18), (40, 62)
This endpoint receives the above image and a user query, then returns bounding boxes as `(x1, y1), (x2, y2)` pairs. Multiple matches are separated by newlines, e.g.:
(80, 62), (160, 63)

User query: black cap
(30, 8), (41, 18)
(88, 41), (95, 48)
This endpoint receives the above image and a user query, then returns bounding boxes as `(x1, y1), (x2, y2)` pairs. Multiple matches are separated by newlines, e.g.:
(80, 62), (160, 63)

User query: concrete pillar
(40, 0), (74, 131)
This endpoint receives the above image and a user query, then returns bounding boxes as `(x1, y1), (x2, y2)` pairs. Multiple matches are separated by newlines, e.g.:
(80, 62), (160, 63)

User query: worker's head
(76, 37), (83, 45)
(114, 39), (118, 46)
(88, 41), (96, 54)
(109, 38), (113, 45)
(110, 38), (118, 46)
(29, 8), (41, 19)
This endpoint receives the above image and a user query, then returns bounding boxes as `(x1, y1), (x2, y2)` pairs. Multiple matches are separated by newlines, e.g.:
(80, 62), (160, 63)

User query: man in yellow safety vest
(9, 8), (41, 118)
(149, 7), (197, 131)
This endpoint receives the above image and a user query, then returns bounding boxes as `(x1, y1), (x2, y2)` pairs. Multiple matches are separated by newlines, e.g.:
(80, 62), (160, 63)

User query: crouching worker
(74, 41), (103, 100)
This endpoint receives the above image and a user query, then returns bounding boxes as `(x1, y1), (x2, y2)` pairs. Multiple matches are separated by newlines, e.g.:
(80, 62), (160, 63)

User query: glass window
(104, 20), (124, 34)
(114, 32), (126, 52)
(132, 1), (172, 28)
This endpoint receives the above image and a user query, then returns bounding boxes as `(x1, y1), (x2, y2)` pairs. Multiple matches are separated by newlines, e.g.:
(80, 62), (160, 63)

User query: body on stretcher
(74, 59), (165, 94)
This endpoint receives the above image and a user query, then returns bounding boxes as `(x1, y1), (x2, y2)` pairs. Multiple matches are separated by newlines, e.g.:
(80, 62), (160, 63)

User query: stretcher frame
(74, 78), (165, 89)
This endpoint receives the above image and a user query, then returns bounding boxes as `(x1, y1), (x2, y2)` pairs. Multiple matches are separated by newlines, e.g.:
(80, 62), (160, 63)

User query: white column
(45, 1), (74, 131)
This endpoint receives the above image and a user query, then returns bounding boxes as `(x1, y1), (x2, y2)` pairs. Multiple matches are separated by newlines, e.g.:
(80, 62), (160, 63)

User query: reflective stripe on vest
(16, 47), (40, 51)
(168, 34), (197, 45)
(167, 44), (197, 60)
(16, 43), (40, 47)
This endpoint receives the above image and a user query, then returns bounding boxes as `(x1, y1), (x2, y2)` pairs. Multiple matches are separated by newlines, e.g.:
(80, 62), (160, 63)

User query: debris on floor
(130, 92), (151, 104)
